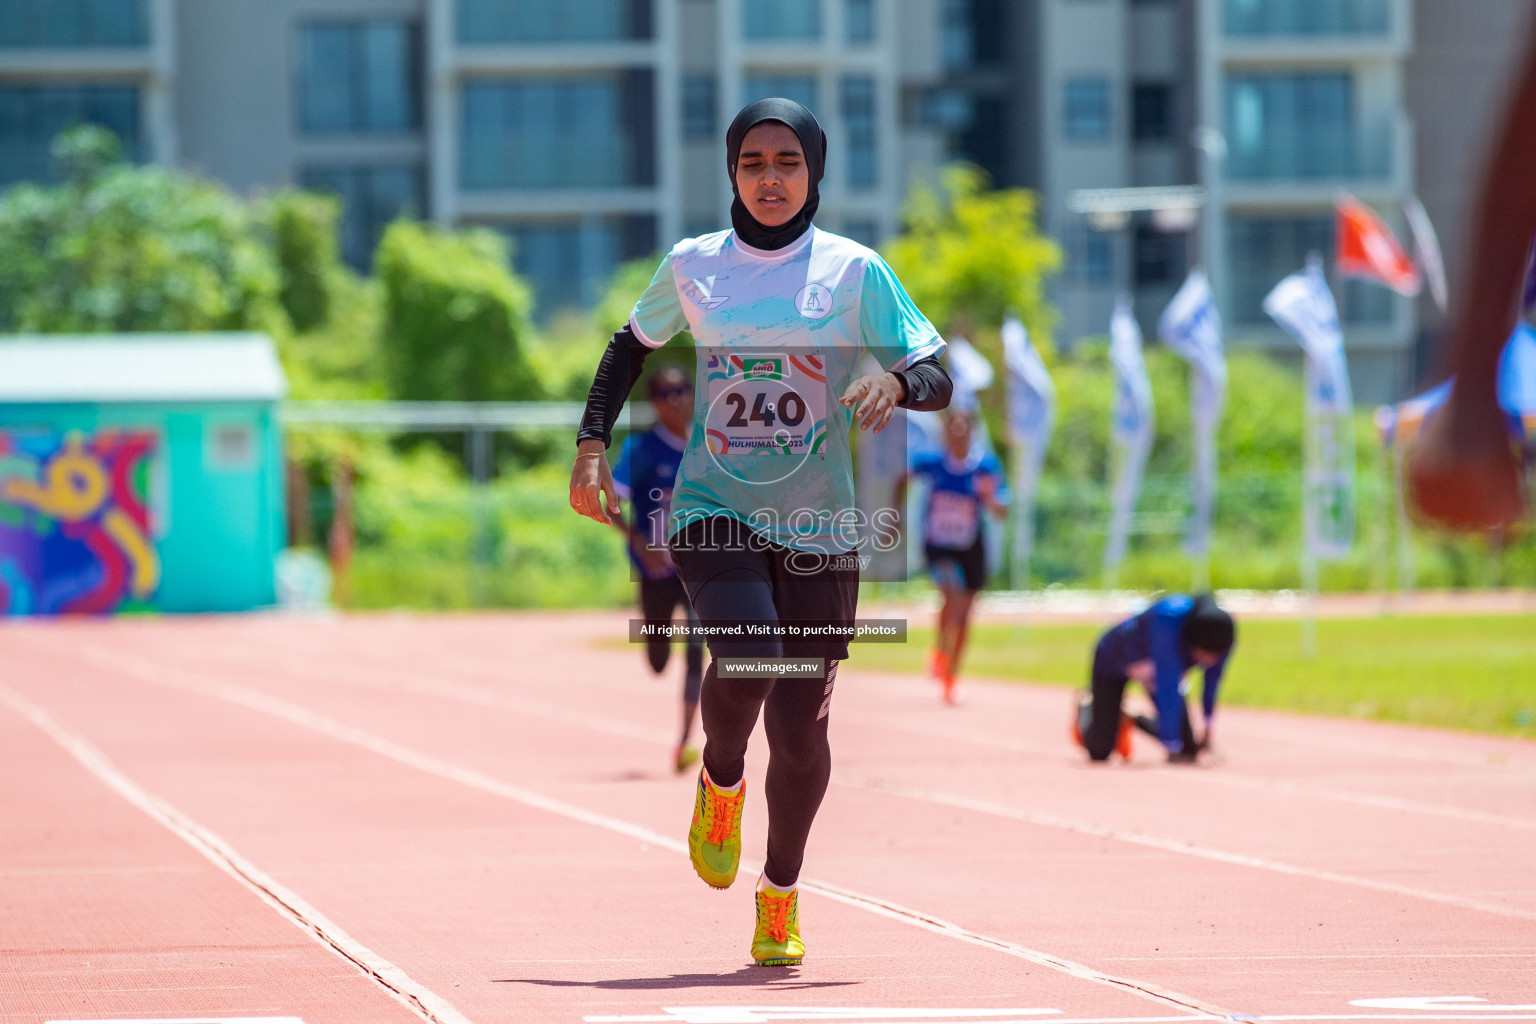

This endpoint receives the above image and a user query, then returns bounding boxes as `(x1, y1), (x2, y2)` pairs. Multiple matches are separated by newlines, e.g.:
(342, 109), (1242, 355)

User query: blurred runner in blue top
(1074, 594), (1236, 763)
(610, 365), (705, 773)
(896, 406), (1006, 704)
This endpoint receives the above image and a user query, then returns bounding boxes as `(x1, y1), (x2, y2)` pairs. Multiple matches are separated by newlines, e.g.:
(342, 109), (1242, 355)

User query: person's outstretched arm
(1408, 14), (1536, 531)
(570, 326), (653, 525)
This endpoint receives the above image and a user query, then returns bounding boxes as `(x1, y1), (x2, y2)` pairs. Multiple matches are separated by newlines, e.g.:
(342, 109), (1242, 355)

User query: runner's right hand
(570, 441), (621, 525)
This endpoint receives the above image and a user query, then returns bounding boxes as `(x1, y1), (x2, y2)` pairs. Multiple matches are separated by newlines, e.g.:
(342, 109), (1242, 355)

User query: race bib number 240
(703, 351), (829, 456)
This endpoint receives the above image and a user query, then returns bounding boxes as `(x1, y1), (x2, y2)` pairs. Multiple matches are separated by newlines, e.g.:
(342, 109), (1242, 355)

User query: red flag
(1336, 194), (1421, 296)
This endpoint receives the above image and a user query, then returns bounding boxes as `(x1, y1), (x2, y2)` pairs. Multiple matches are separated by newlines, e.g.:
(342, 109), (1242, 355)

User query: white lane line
(158, 645), (1536, 922)
(0, 685), (477, 1024)
(837, 775), (1536, 922)
(1167, 771), (1536, 833)
(844, 711), (1536, 832)
(188, 639), (1536, 830)
(70, 644), (1230, 1019)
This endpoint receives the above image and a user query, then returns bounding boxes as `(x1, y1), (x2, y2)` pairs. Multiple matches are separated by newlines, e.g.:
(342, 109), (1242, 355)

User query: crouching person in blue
(1077, 594), (1236, 764)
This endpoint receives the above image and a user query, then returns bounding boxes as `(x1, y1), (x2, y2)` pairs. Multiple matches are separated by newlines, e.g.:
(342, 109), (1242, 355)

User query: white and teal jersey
(629, 226), (945, 553)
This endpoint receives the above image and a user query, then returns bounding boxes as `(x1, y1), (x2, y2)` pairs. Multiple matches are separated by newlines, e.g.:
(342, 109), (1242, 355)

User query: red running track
(2, 611), (1533, 1024)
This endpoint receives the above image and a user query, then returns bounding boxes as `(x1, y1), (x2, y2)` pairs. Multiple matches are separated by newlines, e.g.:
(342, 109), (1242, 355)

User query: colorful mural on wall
(0, 430), (161, 615)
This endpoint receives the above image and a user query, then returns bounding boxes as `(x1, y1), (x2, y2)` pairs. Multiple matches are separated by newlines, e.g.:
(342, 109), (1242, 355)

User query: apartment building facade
(1, 0), (1528, 400)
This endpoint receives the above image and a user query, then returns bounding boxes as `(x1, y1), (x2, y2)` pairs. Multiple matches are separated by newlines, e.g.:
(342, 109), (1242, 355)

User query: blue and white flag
(1158, 269), (1226, 558)
(1104, 298), (1155, 578)
(1264, 257), (1355, 560)
(946, 335), (995, 412)
(1001, 316), (1055, 588)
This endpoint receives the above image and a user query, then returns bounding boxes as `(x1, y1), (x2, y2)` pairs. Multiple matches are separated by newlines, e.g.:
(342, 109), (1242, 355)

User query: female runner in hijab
(570, 98), (952, 966)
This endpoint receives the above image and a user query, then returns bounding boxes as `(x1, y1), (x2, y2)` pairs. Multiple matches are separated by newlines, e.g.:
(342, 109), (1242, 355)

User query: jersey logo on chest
(795, 283), (833, 320)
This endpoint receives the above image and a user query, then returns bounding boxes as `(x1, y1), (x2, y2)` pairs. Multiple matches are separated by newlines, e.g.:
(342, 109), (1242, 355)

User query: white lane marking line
(848, 713), (1536, 821)
(837, 776), (1536, 922)
(586, 1009), (1063, 1022)
(71, 645), (1229, 1020)
(164, 644), (1536, 923)
(47, 1020), (306, 1024)
(1168, 771), (1536, 832)
(1353, 1002), (1536, 1013)
(0, 686), (476, 1024)
(198, 640), (1536, 823)
(579, 1015), (1536, 1024)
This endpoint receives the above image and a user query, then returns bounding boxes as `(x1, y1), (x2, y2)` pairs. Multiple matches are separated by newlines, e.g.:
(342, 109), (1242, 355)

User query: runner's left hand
(840, 372), (905, 433)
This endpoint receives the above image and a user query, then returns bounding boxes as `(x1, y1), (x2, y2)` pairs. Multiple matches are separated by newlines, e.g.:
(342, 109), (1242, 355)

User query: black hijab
(726, 98), (826, 251)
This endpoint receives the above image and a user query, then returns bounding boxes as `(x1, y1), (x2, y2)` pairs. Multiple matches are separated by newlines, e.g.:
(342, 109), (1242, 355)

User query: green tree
(882, 163), (1062, 345)
(0, 125), (283, 333)
(374, 221), (541, 401)
(267, 189), (342, 333)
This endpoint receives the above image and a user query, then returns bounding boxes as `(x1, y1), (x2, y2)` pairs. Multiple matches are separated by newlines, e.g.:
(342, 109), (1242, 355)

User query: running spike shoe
(1115, 713), (1134, 760)
(927, 647), (949, 681)
(688, 768), (744, 889)
(674, 743), (700, 774)
(942, 672), (960, 705)
(751, 880), (805, 966)
(1072, 690), (1092, 747)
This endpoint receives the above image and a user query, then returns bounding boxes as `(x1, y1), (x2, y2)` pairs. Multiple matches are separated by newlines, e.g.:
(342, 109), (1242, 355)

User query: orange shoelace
(705, 787), (741, 846)
(759, 890), (792, 943)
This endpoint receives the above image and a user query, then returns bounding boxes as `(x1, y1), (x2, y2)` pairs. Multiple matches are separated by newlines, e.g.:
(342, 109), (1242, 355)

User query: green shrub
(375, 222), (541, 401)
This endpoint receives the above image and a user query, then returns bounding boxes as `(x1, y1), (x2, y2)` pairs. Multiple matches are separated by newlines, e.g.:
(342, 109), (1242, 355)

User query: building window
(1224, 0), (1389, 36)
(941, 0), (1007, 69)
(1224, 72), (1353, 179)
(682, 75), (715, 139)
(1133, 224), (1184, 286)
(1063, 79), (1110, 141)
(1228, 214), (1392, 324)
(1068, 230), (1113, 284)
(456, 0), (650, 43)
(845, 0), (876, 44)
(843, 219), (879, 248)
(744, 0), (820, 40)
(842, 76), (876, 189)
(502, 215), (656, 317)
(300, 165), (423, 270)
(0, 84), (140, 186)
(1132, 82), (1174, 143)
(742, 75), (819, 118)
(0, 0), (147, 47)
(461, 73), (655, 190)
(298, 21), (420, 134)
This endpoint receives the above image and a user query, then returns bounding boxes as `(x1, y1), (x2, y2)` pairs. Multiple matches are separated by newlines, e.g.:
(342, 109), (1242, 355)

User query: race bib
(703, 351), (829, 457)
(927, 490), (979, 549)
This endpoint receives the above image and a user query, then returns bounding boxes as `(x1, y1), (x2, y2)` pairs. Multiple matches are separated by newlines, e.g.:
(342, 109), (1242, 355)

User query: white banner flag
(1104, 298), (1155, 577)
(1158, 269), (1227, 558)
(945, 335), (995, 412)
(1263, 258), (1355, 560)
(1001, 316), (1055, 589)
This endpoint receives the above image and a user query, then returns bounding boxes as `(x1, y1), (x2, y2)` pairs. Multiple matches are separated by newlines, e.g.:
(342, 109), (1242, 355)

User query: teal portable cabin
(0, 334), (287, 615)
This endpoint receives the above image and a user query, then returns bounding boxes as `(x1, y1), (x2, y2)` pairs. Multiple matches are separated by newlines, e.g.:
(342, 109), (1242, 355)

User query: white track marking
(586, 1008), (1063, 1022)
(68, 645), (1229, 1019)
(0, 685), (477, 1024)
(106, 641), (1536, 920)
(1168, 771), (1536, 832)
(176, 635), (1536, 827)
(584, 1016), (1536, 1024)
(47, 1019), (307, 1024)
(837, 775), (1536, 922)
(47, 1019), (306, 1024)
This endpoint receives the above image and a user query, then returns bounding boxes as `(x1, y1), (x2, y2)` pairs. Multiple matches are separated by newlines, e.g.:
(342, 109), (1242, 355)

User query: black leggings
(699, 660), (835, 887)
(672, 519), (849, 888)
(1084, 669), (1196, 761)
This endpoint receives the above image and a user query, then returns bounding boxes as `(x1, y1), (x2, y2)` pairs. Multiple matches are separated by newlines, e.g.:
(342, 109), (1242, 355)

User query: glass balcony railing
(1223, 0), (1390, 37)
(1225, 120), (1396, 183)
(0, 0), (147, 47)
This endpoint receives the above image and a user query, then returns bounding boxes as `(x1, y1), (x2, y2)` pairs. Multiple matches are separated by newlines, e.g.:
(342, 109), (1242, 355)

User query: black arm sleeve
(576, 325), (653, 448)
(894, 355), (953, 412)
